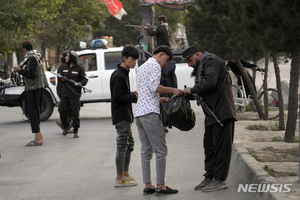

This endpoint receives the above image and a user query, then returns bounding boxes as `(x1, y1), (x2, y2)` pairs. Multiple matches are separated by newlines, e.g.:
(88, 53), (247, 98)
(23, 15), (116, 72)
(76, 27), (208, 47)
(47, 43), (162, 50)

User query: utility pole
(141, 5), (155, 53)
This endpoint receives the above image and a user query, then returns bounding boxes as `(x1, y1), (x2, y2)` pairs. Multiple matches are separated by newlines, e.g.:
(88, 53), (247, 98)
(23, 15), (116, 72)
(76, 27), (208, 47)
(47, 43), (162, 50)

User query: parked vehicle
(0, 43), (194, 121)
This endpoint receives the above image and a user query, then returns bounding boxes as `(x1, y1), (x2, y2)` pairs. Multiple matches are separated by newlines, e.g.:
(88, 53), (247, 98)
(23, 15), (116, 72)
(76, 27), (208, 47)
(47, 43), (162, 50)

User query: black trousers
(24, 89), (43, 133)
(203, 118), (235, 181)
(59, 95), (80, 129)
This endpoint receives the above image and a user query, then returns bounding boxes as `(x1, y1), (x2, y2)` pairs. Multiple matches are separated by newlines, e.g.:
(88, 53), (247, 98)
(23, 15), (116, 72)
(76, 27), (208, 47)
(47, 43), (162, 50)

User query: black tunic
(58, 64), (88, 97)
(110, 64), (137, 125)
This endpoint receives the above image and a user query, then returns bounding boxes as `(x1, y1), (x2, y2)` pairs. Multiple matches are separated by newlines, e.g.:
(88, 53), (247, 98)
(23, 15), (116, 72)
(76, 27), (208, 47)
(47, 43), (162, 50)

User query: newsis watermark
(237, 183), (292, 193)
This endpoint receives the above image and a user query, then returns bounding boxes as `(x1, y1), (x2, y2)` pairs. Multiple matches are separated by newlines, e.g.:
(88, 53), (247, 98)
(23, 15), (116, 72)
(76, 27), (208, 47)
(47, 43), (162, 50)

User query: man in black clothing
(57, 50), (69, 98)
(143, 15), (171, 48)
(56, 50), (71, 130)
(182, 46), (236, 192)
(160, 60), (177, 96)
(58, 50), (88, 138)
(13, 40), (48, 146)
(110, 45), (139, 187)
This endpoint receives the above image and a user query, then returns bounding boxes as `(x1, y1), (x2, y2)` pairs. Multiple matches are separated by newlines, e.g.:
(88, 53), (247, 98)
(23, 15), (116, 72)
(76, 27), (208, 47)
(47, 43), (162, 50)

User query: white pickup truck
(0, 45), (194, 121)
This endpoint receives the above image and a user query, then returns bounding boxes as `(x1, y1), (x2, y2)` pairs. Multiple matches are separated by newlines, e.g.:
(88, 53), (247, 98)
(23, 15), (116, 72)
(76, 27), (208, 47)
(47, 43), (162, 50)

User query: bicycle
(231, 69), (280, 120)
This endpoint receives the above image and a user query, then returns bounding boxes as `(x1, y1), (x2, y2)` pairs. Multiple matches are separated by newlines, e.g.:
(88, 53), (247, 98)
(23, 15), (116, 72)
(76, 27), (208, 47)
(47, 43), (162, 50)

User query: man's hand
(173, 88), (183, 96)
(160, 97), (169, 104)
(13, 67), (21, 73)
(133, 91), (138, 99)
(183, 87), (192, 95)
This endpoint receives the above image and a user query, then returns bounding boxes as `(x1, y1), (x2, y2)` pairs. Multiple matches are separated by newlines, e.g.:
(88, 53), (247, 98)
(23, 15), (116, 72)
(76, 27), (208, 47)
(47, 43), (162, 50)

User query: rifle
(50, 71), (92, 94)
(192, 93), (224, 127)
(125, 23), (157, 30)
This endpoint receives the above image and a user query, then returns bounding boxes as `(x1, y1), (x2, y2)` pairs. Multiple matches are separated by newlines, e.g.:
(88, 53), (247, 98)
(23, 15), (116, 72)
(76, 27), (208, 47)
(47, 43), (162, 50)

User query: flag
(102, 0), (127, 20)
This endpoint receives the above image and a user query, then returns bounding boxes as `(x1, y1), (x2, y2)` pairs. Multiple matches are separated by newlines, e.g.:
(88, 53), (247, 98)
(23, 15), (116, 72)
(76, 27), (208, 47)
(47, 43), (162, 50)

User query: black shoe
(74, 129), (79, 138)
(62, 129), (68, 136)
(155, 186), (178, 195)
(143, 187), (155, 195)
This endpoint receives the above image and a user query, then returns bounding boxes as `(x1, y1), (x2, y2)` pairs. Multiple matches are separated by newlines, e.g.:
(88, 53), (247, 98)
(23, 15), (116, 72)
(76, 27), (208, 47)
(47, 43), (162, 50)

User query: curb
(232, 140), (290, 200)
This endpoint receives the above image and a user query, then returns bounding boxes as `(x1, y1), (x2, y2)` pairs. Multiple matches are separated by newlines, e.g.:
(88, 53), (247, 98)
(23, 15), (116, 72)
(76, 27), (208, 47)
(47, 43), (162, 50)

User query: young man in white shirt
(135, 45), (182, 195)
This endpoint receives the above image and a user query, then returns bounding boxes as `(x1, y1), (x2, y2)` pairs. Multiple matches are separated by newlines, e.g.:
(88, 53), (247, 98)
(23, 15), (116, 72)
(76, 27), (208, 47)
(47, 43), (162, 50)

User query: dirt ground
(235, 111), (299, 178)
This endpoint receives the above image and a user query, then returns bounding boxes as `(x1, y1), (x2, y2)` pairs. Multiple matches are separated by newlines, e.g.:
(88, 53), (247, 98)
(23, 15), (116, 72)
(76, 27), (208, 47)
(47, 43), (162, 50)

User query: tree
(243, 0), (300, 140)
(94, 1), (185, 47)
(35, 0), (109, 56)
(153, 4), (184, 34)
(94, 0), (142, 47)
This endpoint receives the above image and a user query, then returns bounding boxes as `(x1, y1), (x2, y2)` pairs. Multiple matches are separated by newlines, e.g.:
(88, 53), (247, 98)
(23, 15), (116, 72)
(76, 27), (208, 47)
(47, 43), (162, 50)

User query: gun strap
(65, 82), (82, 96)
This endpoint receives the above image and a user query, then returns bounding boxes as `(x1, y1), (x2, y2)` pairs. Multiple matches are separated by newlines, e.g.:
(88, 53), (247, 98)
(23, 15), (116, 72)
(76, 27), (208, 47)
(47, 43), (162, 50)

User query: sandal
(25, 140), (43, 147)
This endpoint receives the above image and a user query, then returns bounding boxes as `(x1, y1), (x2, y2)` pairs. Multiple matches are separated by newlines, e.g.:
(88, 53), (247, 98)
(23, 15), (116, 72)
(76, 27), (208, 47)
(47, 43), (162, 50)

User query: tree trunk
(41, 42), (46, 58)
(250, 59), (258, 110)
(272, 54), (285, 130)
(284, 49), (300, 142)
(263, 53), (269, 120)
(4, 54), (13, 79)
(234, 56), (264, 119)
(252, 59), (257, 84)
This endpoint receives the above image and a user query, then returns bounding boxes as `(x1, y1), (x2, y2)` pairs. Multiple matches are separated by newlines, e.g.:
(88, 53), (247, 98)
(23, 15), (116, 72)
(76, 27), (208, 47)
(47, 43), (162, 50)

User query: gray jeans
(135, 113), (167, 185)
(115, 121), (134, 175)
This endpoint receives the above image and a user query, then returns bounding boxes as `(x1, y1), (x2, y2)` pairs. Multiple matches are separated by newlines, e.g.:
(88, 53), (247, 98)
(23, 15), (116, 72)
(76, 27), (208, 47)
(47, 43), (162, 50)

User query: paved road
(0, 102), (258, 200)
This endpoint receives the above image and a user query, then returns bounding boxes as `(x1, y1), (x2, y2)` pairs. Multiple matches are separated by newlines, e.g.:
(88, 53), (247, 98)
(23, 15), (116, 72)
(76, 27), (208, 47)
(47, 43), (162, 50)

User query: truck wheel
(40, 91), (54, 121)
(21, 91), (54, 121)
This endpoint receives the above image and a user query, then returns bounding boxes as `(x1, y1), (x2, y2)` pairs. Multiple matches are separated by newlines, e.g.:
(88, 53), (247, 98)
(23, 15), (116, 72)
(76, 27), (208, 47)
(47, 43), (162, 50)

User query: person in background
(159, 59), (178, 132)
(182, 45), (236, 192)
(110, 45), (139, 187)
(135, 45), (182, 195)
(41, 56), (50, 72)
(56, 50), (72, 132)
(13, 40), (48, 146)
(58, 50), (88, 138)
(143, 15), (171, 48)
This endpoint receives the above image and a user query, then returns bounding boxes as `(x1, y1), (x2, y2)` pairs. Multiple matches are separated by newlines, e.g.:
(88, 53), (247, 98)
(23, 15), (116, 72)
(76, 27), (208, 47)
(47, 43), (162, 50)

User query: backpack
(161, 95), (196, 131)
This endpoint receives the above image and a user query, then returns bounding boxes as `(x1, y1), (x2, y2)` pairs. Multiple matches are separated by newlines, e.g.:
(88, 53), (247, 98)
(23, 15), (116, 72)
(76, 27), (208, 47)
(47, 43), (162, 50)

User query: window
(104, 52), (122, 70)
(78, 54), (97, 71)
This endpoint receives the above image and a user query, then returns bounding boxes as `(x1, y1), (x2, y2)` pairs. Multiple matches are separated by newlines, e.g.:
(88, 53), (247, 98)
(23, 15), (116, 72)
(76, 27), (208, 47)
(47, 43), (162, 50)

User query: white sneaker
(124, 174), (136, 182)
(115, 177), (137, 187)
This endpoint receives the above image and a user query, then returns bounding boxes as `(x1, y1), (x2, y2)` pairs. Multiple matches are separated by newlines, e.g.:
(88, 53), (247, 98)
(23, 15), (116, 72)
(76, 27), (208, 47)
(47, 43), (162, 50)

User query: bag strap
(166, 95), (177, 128)
(181, 95), (188, 118)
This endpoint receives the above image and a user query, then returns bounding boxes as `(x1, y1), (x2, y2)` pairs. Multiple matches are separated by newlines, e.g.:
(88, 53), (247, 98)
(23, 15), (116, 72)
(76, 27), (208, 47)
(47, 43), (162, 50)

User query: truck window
(104, 52), (122, 70)
(78, 54), (97, 71)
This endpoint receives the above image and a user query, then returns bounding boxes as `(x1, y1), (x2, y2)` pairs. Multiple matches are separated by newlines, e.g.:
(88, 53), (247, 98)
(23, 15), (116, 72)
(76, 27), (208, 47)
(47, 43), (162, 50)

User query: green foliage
(283, 136), (299, 143)
(271, 136), (283, 142)
(287, 172), (297, 176)
(263, 165), (276, 177)
(184, 0), (263, 60)
(284, 149), (299, 156)
(154, 4), (184, 33)
(247, 124), (269, 131)
(35, 0), (109, 50)
(243, 0), (300, 54)
(0, 0), (110, 55)
(247, 122), (279, 131)
(94, 1), (185, 47)
(249, 152), (264, 162)
(94, 0), (142, 47)
(0, 0), (32, 54)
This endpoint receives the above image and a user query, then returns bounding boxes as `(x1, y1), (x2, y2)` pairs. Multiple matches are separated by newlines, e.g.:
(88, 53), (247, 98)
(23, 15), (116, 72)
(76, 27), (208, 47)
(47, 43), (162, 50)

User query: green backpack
(161, 95), (196, 131)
